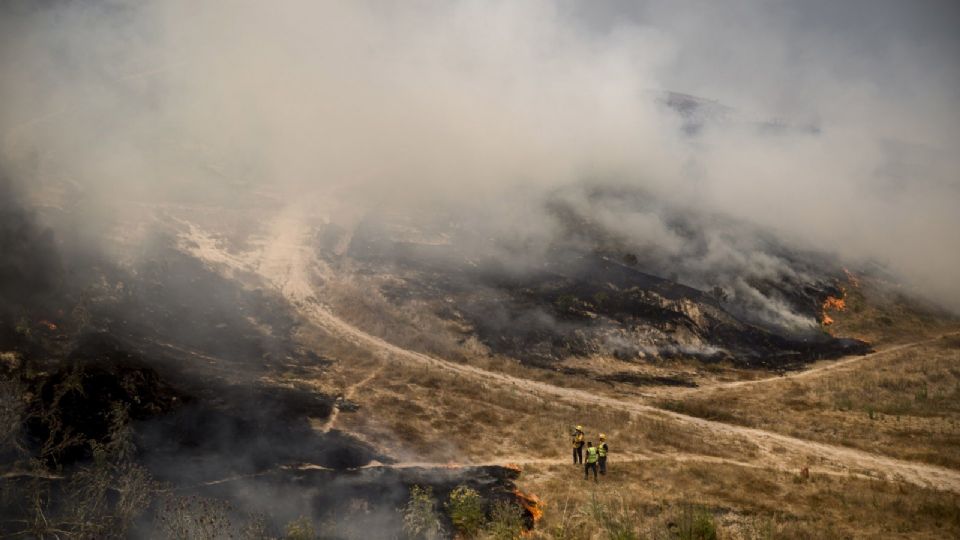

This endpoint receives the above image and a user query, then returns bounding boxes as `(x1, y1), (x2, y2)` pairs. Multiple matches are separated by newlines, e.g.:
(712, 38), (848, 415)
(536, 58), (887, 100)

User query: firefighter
(572, 425), (585, 464)
(597, 433), (608, 475)
(584, 441), (599, 481)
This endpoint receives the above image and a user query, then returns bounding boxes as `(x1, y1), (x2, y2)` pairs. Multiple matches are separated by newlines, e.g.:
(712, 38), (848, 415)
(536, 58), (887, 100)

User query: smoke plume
(1, 0), (958, 309)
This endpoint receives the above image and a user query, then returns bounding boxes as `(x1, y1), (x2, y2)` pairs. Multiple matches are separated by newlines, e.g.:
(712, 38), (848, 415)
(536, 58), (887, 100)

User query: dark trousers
(573, 446), (583, 464)
(599, 456), (607, 475)
(584, 462), (598, 481)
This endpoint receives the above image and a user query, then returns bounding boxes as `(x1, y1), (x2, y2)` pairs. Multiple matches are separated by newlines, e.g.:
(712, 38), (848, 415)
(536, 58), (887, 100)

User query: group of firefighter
(571, 425), (608, 481)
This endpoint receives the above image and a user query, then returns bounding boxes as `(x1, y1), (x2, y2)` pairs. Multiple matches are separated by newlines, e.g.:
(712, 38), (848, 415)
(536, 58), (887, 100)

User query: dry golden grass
(660, 336), (960, 469)
(290, 276), (960, 539)
(320, 274), (479, 362)
(299, 323), (763, 465)
(519, 459), (960, 539)
(335, 357), (762, 464)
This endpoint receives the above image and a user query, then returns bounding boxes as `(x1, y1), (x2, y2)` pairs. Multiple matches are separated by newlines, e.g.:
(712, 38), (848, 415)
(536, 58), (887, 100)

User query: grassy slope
(660, 336), (960, 470)
(521, 460), (960, 539)
(290, 275), (960, 539)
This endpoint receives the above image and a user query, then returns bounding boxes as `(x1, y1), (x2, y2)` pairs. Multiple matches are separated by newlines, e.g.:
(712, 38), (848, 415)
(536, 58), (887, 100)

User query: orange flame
(504, 463), (523, 473)
(513, 488), (544, 525)
(821, 292), (846, 326)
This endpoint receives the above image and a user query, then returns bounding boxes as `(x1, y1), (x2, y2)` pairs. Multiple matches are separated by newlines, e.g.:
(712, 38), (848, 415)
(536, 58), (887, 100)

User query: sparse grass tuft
(658, 400), (739, 423)
(670, 504), (717, 540)
(485, 500), (525, 540)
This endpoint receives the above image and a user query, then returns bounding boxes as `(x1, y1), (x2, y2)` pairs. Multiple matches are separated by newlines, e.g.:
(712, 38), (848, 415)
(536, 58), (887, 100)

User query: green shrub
(446, 484), (485, 538)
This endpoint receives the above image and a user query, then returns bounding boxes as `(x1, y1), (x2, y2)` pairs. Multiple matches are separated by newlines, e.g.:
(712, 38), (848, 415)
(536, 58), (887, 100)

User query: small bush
(402, 485), (445, 540)
(446, 484), (485, 538)
(674, 505), (717, 540)
(154, 494), (237, 540)
(555, 294), (579, 313)
(833, 393), (854, 411)
(285, 516), (317, 540)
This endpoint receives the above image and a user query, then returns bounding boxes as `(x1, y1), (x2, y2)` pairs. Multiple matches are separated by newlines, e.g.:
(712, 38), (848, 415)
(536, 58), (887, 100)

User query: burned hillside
(0, 189), (532, 538)
(327, 190), (870, 372)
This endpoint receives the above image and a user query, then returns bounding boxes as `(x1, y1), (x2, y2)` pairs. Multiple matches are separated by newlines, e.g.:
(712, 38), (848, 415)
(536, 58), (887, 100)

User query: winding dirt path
(178, 214), (960, 494)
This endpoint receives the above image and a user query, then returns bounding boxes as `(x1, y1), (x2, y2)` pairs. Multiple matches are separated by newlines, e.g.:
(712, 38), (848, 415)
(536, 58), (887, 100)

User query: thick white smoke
(1, 0), (958, 309)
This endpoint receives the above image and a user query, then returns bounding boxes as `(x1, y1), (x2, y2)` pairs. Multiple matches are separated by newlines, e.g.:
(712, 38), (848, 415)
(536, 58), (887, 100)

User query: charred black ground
(336, 196), (870, 373)
(174, 465), (532, 539)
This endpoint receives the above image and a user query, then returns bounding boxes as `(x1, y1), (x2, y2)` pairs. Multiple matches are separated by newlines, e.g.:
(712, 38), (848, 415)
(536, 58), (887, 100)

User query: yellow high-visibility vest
(598, 443), (607, 457)
(586, 446), (598, 464)
(573, 432), (584, 448)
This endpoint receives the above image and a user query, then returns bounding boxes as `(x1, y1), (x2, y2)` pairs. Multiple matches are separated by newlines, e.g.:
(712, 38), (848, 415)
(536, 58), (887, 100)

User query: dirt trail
(292, 299), (960, 493)
(359, 453), (770, 473)
(318, 365), (385, 433)
(291, 452), (881, 486)
(178, 216), (960, 494)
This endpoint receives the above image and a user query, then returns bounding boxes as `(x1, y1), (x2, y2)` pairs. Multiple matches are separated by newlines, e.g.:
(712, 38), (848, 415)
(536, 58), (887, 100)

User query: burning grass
(513, 488), (544, 525)
(820, 293), (846, 326)
(823, 273), (960, 345)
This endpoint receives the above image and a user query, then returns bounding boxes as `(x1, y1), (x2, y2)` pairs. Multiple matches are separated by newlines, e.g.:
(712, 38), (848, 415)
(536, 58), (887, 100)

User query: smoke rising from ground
(1, 0), (958, 309)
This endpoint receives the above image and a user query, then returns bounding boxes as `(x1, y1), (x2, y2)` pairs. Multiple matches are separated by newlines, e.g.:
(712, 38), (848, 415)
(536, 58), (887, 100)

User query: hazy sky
(1, 1), (958, 309)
